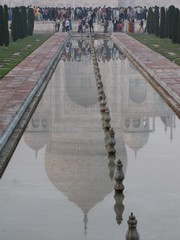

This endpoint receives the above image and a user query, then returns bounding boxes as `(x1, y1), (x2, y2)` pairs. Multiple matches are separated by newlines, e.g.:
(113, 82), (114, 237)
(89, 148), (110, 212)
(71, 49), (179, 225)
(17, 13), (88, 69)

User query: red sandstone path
(113, 33), (180, 100)
(111, 33), (180, 112)
(0, 32), (68, 153)
(0, 31), (180, 154)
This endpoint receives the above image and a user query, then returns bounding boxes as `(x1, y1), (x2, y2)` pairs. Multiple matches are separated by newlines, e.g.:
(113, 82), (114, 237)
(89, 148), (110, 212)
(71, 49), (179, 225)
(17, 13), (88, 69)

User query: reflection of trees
(60, 39), (126, 62)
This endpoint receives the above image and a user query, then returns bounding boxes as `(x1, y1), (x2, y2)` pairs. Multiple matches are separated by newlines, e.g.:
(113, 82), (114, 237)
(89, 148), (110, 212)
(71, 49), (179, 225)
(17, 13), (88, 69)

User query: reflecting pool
(0, 38), (180, 240)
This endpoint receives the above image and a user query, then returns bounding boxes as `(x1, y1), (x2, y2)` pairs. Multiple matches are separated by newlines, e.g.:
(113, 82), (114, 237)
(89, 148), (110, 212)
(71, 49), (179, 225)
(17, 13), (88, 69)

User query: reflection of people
(60, 39), (125, 63)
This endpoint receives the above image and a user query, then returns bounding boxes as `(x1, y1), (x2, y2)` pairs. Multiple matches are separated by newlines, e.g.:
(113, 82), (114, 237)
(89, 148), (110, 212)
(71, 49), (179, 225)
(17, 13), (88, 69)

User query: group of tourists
(55, 18), (72, 32)
(7, 5), (147, 33)
(125, 18), (144, 33)
(29, 5), (148, 22)
(77, 11), (95, 33)
(48, 6), (147, 33)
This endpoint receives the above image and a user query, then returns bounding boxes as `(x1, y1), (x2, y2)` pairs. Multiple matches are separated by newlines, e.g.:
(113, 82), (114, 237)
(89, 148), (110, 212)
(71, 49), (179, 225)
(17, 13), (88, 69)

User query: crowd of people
(30, 5), (148, 22)
(8, 5), (148, 33)
(51, 6), (147, 33)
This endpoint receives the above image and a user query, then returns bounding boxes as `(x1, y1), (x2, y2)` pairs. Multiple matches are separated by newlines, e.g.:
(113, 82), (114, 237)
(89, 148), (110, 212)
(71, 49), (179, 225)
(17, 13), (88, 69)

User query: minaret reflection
(121, 61), (176, 158)
(23, 90), (50, 159)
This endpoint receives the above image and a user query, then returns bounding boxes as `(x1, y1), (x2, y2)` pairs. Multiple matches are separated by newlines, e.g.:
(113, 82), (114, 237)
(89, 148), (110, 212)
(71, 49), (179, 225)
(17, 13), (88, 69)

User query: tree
(172, 8), (179, 43)
(20, 6), (27, 38)
(159, 7), (165, 39)
(0, 5), (4, 46)
(164, 8), (169, 38)
(17, 7), (23, 39)
(3, 4), (9, 46)
(27, 7), (34, 36)
(147, 7), (154, 34)
(177, 12), (180, 44)
(11, 7), (19, 42)
(168, 5), (175, 39)
(154, 6), (159, 37)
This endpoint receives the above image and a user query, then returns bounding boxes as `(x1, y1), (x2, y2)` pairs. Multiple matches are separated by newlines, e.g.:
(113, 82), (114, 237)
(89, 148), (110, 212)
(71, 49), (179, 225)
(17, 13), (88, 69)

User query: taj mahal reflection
(23, 38), (176, 231)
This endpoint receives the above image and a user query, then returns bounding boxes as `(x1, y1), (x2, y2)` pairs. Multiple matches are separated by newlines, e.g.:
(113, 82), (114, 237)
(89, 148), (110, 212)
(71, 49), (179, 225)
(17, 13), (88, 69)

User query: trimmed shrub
(0, 5), (4, 46)
(27, 7), (34, 36)
(3, 4), (9, 46)
(177, 12), (180, 44)
(147, 7), (154, 34)
(154, 6), (159, 37)
(172, 8), (180, 43)
(17, 7), (23, 39)
(164, 8), (169, 38)
(159, 7), (165, 38)
(20, 6), (27, 38)
(11, 7), (19, 42)
(168, 5), (175, 39)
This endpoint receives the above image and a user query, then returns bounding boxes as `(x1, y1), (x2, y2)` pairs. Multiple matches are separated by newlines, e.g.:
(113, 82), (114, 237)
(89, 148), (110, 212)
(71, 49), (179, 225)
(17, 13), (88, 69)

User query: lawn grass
(0, 33), (53, 79)
(129, 33), (180, 66)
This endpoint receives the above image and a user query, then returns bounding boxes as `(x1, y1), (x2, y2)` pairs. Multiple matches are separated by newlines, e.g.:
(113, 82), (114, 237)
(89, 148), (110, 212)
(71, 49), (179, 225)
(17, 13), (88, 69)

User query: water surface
(0, 38), (179, 240)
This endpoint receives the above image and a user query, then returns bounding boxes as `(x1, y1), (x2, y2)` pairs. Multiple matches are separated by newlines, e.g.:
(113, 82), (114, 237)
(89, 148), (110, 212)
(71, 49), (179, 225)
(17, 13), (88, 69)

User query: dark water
(0, 38), (179, 240)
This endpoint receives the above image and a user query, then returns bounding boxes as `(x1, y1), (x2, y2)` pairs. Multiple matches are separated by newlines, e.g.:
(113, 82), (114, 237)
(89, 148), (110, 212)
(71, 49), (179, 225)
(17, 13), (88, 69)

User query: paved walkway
(0, 32), (69, 154)
(0, 24), (180, 156)
(111, 33), (180, 116)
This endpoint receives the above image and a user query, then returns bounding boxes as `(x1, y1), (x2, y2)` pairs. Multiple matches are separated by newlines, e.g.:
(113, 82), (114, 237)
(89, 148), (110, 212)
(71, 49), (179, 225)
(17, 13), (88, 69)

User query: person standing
(139, 19), (144, 32)
(88, 12), (94, 33)
(104, 18), (109, 33)
(78, 18), (82, 33)
(56, 18), (60, 32)
(62, 19), (65, 32)
(65, 19), (70, 32)
(112, 17), (117, 32)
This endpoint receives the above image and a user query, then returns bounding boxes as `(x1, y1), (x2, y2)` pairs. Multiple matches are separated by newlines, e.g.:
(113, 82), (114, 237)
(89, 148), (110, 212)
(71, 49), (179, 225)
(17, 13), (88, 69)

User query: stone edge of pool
(111, 33), (180, 118)
(0, 32), (70, 177)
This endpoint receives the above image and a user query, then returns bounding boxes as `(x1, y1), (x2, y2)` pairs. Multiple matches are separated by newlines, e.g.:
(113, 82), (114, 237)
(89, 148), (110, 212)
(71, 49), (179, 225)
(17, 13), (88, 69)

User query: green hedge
(0, 5), (34, 45)
(147, 5), (180, 44)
